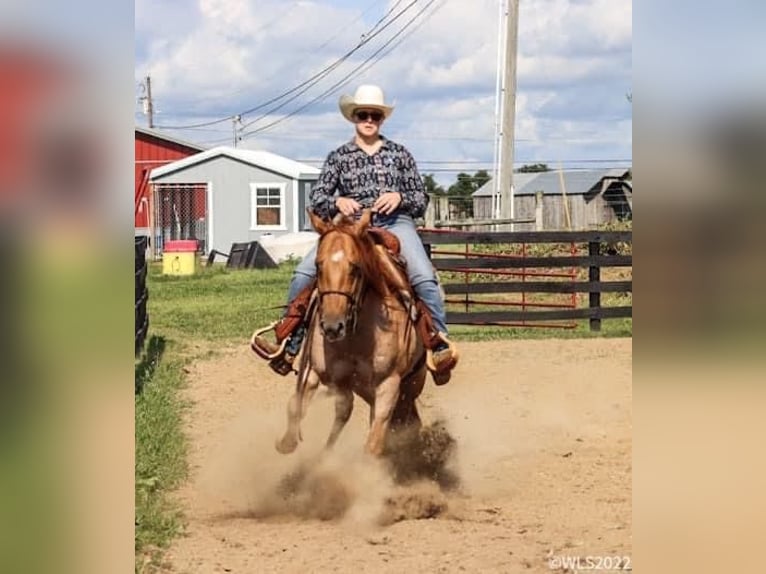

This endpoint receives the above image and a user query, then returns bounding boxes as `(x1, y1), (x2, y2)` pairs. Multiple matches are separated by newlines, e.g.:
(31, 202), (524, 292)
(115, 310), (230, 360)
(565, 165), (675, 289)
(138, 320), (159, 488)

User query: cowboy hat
(338, 84), (394, 122)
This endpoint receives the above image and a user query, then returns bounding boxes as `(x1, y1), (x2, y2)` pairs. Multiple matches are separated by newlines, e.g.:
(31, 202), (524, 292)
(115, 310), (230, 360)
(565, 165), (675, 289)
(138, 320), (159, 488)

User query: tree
(444, 170), (491, 219)
(447, 172), (476, 197)
(446, 170), (491, 197)
(473, 169), (491, 190)
(422, 173), (446, 195)
(516, 163), (550, 173)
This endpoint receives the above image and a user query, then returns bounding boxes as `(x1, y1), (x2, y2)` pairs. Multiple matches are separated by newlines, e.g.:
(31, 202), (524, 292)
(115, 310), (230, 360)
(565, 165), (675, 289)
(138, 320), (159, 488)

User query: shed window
(250, 183), (286, 230)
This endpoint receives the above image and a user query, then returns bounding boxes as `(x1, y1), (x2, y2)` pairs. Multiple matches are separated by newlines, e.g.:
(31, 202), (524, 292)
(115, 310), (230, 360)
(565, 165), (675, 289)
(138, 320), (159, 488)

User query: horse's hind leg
(325, 387), (353, 450)
(276, 369), (320, 454)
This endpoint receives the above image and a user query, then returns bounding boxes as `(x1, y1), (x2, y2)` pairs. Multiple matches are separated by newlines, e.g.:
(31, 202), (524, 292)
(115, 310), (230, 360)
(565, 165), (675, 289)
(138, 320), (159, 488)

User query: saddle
(255, 226), (442, 355)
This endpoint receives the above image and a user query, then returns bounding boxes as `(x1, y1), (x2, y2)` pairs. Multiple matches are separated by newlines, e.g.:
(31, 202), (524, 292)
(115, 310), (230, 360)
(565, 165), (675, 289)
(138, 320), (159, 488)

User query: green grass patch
(147, 262), (295, 343)
(135, 335), (189, 558)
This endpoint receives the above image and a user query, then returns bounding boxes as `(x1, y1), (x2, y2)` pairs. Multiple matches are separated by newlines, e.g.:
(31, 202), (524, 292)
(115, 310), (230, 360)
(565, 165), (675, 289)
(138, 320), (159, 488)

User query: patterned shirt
(309, 136), (428, 220)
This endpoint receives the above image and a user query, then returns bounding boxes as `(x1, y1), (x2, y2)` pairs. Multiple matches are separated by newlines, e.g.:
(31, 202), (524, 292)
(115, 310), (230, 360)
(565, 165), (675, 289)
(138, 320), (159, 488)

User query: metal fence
(153, 183), (208, 258)
(135, 236), (149, 356)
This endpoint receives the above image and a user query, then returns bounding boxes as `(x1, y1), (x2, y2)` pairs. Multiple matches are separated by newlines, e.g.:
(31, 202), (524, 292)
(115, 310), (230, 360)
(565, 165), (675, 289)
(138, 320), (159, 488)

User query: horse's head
(310, 209), (373, 342)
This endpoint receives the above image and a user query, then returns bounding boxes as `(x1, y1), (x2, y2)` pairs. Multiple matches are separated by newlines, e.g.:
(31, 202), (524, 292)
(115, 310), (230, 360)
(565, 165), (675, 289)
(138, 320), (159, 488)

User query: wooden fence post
(588, 240), (601, 332)
(437, 196), (448, 223)
(535, 191), (544, 230)
(425, 194), (435, 227)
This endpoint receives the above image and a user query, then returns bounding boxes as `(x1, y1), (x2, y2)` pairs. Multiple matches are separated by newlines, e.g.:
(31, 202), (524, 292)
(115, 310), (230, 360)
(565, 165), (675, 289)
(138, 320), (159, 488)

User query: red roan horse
(275, 210), (426, 456)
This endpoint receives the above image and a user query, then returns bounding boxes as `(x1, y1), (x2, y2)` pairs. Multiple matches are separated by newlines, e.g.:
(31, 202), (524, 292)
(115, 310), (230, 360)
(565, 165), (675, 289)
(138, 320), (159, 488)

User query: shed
(149, 146), (320, 256)
(135, 127), (205, 236)
(472, 168), (632, 230)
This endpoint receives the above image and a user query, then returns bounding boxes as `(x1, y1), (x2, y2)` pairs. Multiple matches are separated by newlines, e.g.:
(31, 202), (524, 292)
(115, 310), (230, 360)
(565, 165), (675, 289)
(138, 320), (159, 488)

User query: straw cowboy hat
(338, 84), (394, 122)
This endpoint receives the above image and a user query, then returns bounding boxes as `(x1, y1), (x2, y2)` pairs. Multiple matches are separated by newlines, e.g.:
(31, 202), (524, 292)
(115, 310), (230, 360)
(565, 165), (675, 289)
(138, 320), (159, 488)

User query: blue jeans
(286, 213), (448, 336)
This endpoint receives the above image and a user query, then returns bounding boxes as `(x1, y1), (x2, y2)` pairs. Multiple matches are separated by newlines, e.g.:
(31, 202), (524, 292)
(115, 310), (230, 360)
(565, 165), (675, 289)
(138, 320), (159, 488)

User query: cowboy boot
(430, 342), (458, 385)
(268, 324), (306, 376)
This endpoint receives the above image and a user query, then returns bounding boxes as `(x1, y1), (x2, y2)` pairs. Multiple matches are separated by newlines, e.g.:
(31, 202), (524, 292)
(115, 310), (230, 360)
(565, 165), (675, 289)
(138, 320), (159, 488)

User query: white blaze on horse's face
(330, 250), (345, 263)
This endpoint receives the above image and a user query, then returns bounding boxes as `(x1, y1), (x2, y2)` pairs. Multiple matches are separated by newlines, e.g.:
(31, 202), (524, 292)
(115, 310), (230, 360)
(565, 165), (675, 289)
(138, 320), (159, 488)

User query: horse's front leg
(325, 386), (353, 450)
(276, 369), (320, 454)
(365, 375), (401, 456)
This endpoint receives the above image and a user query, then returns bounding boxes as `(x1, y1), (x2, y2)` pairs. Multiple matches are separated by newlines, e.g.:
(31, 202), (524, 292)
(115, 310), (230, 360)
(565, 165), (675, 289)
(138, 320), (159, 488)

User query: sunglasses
(354, 110), (384, 122)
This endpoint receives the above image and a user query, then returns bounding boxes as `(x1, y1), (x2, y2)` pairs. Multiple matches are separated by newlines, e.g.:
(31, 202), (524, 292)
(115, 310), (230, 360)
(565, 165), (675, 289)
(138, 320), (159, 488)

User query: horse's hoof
(275, 436), (298, 454)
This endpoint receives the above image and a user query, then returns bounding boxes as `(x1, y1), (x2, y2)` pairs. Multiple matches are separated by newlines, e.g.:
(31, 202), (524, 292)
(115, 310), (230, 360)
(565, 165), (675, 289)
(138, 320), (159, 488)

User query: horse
(275, 209), (427, 457)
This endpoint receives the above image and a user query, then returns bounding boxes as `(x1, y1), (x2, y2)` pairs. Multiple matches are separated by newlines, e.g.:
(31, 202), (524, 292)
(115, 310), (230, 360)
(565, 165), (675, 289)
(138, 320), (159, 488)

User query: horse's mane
(320, 218), (391, 299)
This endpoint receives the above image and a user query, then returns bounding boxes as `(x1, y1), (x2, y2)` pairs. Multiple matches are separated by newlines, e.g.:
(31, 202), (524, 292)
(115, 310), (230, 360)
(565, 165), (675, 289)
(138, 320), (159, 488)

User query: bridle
(316, 250), (366, 335)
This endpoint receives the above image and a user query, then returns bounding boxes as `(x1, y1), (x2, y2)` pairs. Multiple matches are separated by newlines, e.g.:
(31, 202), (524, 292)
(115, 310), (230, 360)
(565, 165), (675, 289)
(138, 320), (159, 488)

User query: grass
(134, 256), (631, 565)
(134, 263), (298, 567)
(135, 335), (188, 566)
(147, 263), (295, 343)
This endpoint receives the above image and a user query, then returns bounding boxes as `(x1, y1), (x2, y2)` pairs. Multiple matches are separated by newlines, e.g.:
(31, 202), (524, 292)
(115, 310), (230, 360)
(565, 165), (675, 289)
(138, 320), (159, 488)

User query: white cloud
(135, 0), (632, 173)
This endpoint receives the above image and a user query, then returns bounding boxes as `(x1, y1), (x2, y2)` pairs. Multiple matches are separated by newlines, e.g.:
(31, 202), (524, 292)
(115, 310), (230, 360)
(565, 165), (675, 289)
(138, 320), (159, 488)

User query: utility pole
(140, 75), (155, 128)
(498, 0), (519, 222)
(233, 115), (242, 147)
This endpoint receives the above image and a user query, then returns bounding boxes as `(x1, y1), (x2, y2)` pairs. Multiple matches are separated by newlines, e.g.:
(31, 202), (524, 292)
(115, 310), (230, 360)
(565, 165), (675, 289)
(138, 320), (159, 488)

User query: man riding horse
(252, 84), (458, 385)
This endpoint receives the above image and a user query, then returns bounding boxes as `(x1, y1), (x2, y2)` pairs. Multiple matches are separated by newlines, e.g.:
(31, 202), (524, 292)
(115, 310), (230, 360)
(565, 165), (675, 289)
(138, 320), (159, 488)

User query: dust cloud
(194, 390), (467, 530)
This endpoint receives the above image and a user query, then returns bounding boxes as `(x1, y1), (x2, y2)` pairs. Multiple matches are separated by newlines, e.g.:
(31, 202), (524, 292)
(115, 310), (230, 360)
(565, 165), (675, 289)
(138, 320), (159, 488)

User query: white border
(206, 181), (214, 253)
(250, 182), (287, 231)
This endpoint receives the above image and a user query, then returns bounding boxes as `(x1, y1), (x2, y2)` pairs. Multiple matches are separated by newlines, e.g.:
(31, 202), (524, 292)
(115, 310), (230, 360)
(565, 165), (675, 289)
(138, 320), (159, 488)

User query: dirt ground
(156, 337), (631, 573)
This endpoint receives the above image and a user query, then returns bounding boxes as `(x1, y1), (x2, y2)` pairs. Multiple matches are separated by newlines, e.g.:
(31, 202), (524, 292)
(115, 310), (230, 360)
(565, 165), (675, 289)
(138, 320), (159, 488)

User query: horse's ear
(355, 209), (372, 236)
(308, 209), (330, 235)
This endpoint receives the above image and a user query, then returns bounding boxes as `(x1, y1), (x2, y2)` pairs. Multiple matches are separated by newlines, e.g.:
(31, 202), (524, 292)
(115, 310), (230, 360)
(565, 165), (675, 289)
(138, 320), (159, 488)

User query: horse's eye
(350, 263), (361, 277)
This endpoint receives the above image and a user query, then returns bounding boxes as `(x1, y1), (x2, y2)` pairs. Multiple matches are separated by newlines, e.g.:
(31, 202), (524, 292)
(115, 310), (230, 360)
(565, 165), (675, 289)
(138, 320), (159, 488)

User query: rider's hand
(335, 197), (362, 217)
(372, 192), (402, 215)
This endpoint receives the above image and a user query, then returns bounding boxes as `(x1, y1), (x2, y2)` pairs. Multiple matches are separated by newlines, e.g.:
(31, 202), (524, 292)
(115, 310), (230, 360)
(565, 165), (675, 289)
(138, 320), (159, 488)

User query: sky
(134, 0), (632, 184)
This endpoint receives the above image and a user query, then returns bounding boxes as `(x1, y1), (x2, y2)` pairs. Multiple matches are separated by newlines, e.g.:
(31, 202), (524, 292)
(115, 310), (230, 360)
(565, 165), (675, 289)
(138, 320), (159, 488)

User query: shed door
(153, 183), (208, 257)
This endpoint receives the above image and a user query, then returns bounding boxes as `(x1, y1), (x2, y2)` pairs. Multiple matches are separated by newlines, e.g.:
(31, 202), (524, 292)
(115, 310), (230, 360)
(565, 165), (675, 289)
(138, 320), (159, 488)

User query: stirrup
(269, 353), (296, 376)
(426, 332), (459, 373)
(250, 322), (288, 360)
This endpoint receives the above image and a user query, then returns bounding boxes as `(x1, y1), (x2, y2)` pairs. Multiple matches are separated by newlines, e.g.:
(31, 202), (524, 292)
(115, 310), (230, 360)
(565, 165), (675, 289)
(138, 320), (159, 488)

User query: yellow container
(162, 240), (198, 275)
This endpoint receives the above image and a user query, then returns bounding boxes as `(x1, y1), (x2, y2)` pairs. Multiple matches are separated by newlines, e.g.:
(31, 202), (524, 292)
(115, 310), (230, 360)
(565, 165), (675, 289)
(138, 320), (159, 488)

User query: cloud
(135, 0), (632, 172)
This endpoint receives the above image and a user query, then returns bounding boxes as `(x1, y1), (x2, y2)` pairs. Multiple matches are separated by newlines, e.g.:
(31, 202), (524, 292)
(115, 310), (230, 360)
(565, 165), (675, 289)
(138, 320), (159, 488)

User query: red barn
(134, 127), (205, 235)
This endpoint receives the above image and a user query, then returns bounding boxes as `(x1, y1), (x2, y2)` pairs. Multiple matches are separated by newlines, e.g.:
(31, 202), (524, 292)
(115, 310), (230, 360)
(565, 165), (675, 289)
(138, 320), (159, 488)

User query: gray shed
(472, 168), (632, 230)
(149, 146), (320, 255)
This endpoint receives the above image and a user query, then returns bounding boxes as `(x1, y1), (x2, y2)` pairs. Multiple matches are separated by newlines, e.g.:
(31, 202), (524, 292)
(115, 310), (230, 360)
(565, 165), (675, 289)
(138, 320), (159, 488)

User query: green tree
(473, 169), (491, 190)
(516, 163), (550, 173)
(422, 173), (446, 195)
(447, 170), (491, 197)
(447, 172), (476, 197)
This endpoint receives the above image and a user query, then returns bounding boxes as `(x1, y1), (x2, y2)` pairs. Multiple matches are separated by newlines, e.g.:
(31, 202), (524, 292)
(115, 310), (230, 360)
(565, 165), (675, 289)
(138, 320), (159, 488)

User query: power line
(238, 0), (424, 132)
(151, 0), (387, 114)
(156, 0), (421, 131)
(240, 0), (442, 138)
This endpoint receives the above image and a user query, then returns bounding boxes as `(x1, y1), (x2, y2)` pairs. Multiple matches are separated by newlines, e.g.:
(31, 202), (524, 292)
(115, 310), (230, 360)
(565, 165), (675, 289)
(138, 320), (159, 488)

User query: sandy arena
(155, 337), (631, 573)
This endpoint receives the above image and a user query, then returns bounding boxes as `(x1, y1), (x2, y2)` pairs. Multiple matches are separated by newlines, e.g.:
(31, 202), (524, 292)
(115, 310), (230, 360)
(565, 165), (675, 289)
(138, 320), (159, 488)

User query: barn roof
(135, 126), (206, 152)
(473, 172), (539, 197)
(473, 168), (631, 197)
(149, 146), (321, 180)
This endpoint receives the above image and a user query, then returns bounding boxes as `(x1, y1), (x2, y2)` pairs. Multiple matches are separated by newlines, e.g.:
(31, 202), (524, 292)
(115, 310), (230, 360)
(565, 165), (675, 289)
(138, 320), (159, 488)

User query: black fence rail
(135, 236), (149, 356)
(419, 229), (632, 331)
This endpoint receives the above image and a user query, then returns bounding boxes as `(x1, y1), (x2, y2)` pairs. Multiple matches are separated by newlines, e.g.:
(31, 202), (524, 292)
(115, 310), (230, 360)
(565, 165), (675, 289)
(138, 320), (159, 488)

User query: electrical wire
(237, 0), (424, 131)
(240, 0), (442, 138)
(156, 0), (421, 131)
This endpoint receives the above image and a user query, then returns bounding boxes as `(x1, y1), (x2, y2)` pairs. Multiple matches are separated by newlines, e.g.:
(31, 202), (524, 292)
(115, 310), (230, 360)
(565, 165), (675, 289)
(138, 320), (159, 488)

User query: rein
(316, 261), (366, 335)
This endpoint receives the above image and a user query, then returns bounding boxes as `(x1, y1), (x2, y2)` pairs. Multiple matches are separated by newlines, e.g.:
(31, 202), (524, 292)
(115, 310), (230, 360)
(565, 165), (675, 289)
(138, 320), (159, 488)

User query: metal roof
(149, 146), (321, 180)
(473, 172), (539, 197)
(135, 126), (207, 152)
(473, 168), (631, 197)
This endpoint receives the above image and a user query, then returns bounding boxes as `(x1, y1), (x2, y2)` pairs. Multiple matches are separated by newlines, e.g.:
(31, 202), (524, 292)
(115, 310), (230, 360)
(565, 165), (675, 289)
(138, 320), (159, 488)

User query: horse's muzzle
(320, 317), (347, 342)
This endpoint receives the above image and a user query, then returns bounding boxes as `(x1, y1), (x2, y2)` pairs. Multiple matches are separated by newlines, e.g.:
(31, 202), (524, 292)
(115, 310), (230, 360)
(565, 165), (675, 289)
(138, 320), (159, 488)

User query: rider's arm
(309, 151), (341, 220)
(397, 148), (429, 219)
